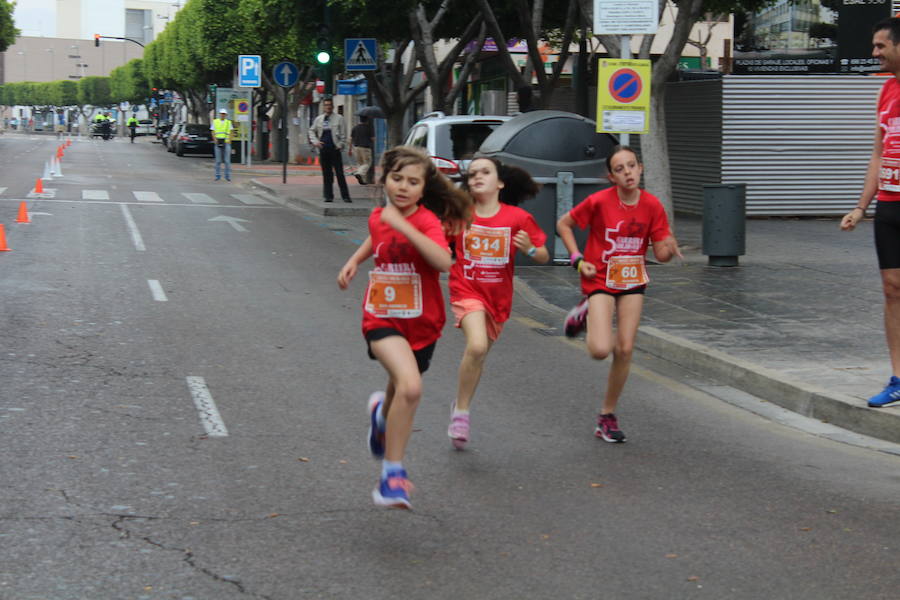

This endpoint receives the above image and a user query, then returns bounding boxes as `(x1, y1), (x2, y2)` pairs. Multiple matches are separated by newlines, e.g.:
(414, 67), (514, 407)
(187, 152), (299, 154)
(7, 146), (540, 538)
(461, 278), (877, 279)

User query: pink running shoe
(595, 413), (626, 443)
(564, 297), (589, 337)
(448, 412), (470, 450)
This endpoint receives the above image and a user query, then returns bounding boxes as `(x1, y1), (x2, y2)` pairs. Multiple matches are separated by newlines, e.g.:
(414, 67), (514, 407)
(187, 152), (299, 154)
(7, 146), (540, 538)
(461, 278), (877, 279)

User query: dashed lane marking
(147, 279), (168, 301)
(120, 204), (146, 251)
(82, 189), (110, 200)
(183, 193), (217, 204)
(133, 191), (164, 202)
(0, 187), (6, 196)
(231, 193), (270, 205)
(185, 376), (228, 437)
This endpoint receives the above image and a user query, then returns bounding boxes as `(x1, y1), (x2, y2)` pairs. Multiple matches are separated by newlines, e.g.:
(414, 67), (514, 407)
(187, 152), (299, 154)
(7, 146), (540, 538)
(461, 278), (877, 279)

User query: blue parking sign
(238, 55), (261, 88)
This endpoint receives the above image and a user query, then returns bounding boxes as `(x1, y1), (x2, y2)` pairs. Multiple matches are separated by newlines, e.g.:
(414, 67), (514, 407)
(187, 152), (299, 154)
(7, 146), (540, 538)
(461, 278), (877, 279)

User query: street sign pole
(620, 35), (631, 146)
(283, 87), (288, 185)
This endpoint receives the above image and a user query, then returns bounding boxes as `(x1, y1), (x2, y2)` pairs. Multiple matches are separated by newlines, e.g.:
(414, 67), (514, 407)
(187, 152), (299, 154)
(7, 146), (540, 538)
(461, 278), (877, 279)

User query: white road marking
(0, 187), (7, 196)
(147, 279), (167, 301)
(83, 190), (110, 200)
(185, 376), (228, 437)
(133, 191), (164, 202)
(120, 204), (146, 251)
(183, 193), (217, 204)
(208, 215), (249, 231)
(231, 193), (270, 205)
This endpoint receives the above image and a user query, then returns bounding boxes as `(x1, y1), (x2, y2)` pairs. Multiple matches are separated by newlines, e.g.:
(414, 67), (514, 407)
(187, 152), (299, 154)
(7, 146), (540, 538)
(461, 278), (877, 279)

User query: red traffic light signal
(94, 33), (100, 47)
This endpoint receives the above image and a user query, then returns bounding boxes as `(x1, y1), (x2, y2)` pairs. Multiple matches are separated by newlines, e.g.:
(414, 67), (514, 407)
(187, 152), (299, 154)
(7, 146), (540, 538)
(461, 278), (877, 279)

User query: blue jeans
(214, 142), (231, 180)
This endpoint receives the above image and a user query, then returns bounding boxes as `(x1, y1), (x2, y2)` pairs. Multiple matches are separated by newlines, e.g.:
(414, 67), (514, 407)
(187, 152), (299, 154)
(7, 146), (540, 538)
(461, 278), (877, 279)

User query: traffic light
(315, 24), (331, 65)
(94, 33), (100, 47)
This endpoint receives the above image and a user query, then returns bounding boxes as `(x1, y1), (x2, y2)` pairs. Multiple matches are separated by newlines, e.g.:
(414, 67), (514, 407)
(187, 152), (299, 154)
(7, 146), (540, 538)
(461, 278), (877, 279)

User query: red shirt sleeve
(520, 210), (548, 248)
(569, 192), (599, 230)
(649, 196), (672, 243)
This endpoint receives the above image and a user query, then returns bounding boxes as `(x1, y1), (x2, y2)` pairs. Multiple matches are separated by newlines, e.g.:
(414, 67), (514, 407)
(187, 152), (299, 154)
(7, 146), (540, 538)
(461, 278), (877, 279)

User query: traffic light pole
(95, 35), (145, 48)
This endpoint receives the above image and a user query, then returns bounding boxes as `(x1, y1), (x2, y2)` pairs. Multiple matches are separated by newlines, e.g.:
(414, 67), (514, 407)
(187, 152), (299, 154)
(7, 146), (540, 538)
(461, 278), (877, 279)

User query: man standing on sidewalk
(842, 17), (900, 408)
(349, 115), (374, 185)
(309, 98), (352, 203)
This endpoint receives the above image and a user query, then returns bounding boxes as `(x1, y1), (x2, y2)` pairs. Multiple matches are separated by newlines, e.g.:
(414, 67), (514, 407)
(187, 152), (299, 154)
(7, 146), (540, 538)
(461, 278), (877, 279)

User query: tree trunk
(367, 40), (428, 147)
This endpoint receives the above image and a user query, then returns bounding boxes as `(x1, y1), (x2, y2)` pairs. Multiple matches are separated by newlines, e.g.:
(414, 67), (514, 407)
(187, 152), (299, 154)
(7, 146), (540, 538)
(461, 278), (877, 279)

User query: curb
(513, 278), (900, 445)
(248, 179), (372, 217)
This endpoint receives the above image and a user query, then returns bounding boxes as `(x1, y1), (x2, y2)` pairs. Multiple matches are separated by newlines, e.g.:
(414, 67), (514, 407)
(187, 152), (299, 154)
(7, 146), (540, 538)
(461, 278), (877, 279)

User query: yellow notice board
(596, 59), (651, 134)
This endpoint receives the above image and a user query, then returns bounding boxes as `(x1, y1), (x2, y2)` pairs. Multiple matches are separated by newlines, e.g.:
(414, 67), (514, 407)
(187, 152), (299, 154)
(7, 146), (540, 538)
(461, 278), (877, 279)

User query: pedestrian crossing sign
(344, 38), (377, 71)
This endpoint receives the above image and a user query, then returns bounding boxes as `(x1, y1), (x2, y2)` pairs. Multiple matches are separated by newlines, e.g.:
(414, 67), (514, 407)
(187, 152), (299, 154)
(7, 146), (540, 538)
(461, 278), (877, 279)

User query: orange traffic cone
(314, 156), (320, 166)
(33, 178), (43, 194)
(0, 224), (10, 251)
(15, 202), (30, 224)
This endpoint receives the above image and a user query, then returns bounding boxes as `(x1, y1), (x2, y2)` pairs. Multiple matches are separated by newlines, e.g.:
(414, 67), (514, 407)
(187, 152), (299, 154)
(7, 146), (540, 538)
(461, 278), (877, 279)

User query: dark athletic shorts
(365, 328), (436, 374)
(875, 201), (900, 270)
(588, 286), (646, 298)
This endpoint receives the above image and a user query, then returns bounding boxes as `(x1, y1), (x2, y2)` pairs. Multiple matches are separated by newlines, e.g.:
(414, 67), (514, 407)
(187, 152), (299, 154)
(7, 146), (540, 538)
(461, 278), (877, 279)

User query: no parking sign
(596, 59), (651, 134)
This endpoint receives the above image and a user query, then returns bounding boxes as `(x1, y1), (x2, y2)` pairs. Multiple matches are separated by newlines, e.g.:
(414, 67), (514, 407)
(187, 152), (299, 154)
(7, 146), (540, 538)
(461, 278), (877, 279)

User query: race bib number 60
(464, 225), (511, 265)
(365, 271), (422, 318)
(880, 157), (900, 192)
(606, 255), (649, 290)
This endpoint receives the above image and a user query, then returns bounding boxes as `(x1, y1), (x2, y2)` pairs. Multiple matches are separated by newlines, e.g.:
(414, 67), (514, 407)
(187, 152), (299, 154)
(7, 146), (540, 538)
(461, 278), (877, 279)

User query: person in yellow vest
(211, 108), (234, 182)
(127, 115), (139, 143)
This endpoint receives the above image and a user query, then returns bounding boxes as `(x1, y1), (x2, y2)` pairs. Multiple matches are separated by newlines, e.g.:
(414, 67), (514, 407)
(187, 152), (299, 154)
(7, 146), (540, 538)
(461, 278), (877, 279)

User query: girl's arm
(337, 236), (373, 289)
(513, 230), (550, 264)
(651, 235), (682, 263)
(556, 213), (596, 278)
(382, 204), (452, 272)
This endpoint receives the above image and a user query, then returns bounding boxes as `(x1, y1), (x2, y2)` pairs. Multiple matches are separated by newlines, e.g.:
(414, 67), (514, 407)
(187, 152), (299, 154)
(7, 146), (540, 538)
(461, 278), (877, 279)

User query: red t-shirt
(878, 78), (900, 202)
(569, 187), (671, 295)
(361, 206), (449, 350)
(449, 203), (547, 324)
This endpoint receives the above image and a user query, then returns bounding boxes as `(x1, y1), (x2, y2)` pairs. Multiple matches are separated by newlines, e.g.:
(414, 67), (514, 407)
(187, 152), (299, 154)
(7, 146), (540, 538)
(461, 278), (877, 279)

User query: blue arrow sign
(344, 39), (377, 71)
(273, 61), (300, 88)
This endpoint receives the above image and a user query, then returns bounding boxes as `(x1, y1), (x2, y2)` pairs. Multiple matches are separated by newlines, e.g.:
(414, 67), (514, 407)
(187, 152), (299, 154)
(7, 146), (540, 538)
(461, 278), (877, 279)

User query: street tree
(0, 0), (18, 53)
(110, 59), (149, 106)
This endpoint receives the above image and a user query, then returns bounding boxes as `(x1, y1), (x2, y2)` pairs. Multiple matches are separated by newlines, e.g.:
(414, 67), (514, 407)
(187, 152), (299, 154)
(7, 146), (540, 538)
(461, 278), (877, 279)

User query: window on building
(125, 9), (152, 45)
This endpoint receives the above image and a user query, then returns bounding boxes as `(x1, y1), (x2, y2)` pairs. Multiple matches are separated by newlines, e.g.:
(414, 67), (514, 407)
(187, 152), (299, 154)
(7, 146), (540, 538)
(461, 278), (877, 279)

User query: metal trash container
(478, 110), (618, 264)
(702, 183), (746, 267)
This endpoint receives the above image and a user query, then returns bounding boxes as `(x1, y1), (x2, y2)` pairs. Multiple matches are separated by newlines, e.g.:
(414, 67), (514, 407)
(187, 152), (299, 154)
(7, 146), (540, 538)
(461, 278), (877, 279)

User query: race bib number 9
(365, 271), (422, 318)
(464, 225), (511, 265)
(606, 255), (649, 290)
(880, 157), (900, 192)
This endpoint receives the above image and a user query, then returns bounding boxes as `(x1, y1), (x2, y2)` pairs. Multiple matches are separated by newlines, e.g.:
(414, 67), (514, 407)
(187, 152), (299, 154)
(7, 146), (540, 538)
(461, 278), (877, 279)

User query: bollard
(702, 183), (746, 267)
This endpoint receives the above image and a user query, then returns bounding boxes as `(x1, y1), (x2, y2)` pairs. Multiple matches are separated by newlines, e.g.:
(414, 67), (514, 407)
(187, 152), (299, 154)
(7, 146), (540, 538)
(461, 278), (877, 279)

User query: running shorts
(875, 201), (900, 270)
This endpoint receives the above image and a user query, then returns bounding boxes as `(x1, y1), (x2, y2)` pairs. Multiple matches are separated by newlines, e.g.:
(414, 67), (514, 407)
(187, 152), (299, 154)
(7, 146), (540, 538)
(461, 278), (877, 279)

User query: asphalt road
(1, 134), (898, 600)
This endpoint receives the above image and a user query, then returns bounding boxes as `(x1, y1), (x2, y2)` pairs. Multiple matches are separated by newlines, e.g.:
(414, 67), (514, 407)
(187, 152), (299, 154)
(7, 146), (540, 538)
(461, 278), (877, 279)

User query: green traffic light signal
(316, 50), (331, 65)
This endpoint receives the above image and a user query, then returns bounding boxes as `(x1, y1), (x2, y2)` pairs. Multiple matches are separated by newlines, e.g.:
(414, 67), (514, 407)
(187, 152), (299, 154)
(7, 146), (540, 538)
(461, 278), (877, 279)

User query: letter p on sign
(238, 55), (261, 88)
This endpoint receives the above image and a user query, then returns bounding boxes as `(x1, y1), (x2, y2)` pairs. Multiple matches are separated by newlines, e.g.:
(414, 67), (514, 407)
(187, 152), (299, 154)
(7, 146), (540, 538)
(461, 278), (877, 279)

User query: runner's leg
(455, 311), (494, 412)
(369, 336), (422, 463)
(882, 269), (900, 376)
(602, 294), (644, 415)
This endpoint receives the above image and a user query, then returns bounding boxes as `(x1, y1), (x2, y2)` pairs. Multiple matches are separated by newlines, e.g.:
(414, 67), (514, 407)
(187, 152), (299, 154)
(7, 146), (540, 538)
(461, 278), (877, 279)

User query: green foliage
(77, 76), (112, 107)
(0, 0), (18, 53)
(110, 59), (149, 104)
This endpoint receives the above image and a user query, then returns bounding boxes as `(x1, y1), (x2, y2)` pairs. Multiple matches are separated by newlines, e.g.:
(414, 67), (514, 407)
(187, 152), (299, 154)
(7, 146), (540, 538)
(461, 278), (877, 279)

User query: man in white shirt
(308, 98), (351, 202)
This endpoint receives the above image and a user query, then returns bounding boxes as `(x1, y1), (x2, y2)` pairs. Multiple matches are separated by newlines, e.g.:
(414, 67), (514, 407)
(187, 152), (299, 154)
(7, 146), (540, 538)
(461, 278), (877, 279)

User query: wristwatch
(527, 246), (537, 257)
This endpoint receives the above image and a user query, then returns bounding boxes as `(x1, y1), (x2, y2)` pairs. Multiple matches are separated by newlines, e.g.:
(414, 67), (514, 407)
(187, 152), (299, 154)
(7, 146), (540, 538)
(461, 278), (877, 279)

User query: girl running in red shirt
(556, 146), (681, 443)
(338, 147), (471, 509)
(447, 157), (549, 449)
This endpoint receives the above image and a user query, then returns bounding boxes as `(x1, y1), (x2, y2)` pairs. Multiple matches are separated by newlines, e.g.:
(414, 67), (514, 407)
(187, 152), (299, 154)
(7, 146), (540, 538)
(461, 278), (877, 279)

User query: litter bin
(702, 183), (746, 267)
(478, 110), (618, 264)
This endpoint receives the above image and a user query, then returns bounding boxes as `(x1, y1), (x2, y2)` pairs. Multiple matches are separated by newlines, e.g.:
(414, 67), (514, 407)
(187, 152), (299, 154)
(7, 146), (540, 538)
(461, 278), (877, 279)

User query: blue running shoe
(372, 469), (413, 509)
(868, 376), (900, 407)
(367, 391), (386, 458)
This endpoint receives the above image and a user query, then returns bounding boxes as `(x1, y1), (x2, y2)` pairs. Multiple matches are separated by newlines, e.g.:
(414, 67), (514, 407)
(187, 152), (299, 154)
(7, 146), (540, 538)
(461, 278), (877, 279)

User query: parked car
(402, 112), (512, 181)
(157, 122), (173, 146)
(174, 123), (214, 156)
(136, 119), (156, 136)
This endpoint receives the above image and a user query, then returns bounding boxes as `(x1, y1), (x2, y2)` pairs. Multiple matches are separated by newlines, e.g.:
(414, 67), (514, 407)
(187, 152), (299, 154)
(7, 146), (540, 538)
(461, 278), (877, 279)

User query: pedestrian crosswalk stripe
(0, 187), (6, 196)
(133, 191), (164, 202)
(83, 190), (109, 200)
(182, 193), (217, 204)
(231, 193), (270, 205)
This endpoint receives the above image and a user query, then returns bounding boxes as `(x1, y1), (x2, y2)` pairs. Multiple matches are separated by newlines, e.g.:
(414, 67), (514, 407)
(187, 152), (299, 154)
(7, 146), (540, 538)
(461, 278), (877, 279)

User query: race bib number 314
(365, 271), (423, 318)
(464, 225), (511, 265)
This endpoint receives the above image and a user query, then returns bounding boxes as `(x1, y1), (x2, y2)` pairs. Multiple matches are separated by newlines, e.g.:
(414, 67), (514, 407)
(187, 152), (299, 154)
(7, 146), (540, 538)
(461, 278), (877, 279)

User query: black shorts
(875, 201), (900, 270)
(588, 286), (646, 298)
(365, 328), (436, 374)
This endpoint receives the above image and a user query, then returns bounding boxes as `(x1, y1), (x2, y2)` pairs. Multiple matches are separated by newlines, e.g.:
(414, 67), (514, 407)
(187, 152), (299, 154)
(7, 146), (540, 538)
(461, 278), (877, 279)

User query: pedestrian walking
(446, 157), (549, 449)
(556, 146), (681, 443)
(348, 115), (375, 185)
(309, 98), (352, 202)
(127, 115), (138, 143)
(841, 17), (900, 408)
(211, 108), (234, 182)
(337, 146), (472, 509)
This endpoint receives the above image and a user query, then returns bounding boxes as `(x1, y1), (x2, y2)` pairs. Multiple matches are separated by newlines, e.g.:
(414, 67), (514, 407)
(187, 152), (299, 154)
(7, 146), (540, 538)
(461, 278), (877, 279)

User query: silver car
(403, 112), (511, 181)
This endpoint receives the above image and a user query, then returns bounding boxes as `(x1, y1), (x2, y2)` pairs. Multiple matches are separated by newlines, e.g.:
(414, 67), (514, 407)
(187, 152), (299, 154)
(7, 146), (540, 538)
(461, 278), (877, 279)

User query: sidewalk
(251, 175), (900, 446)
